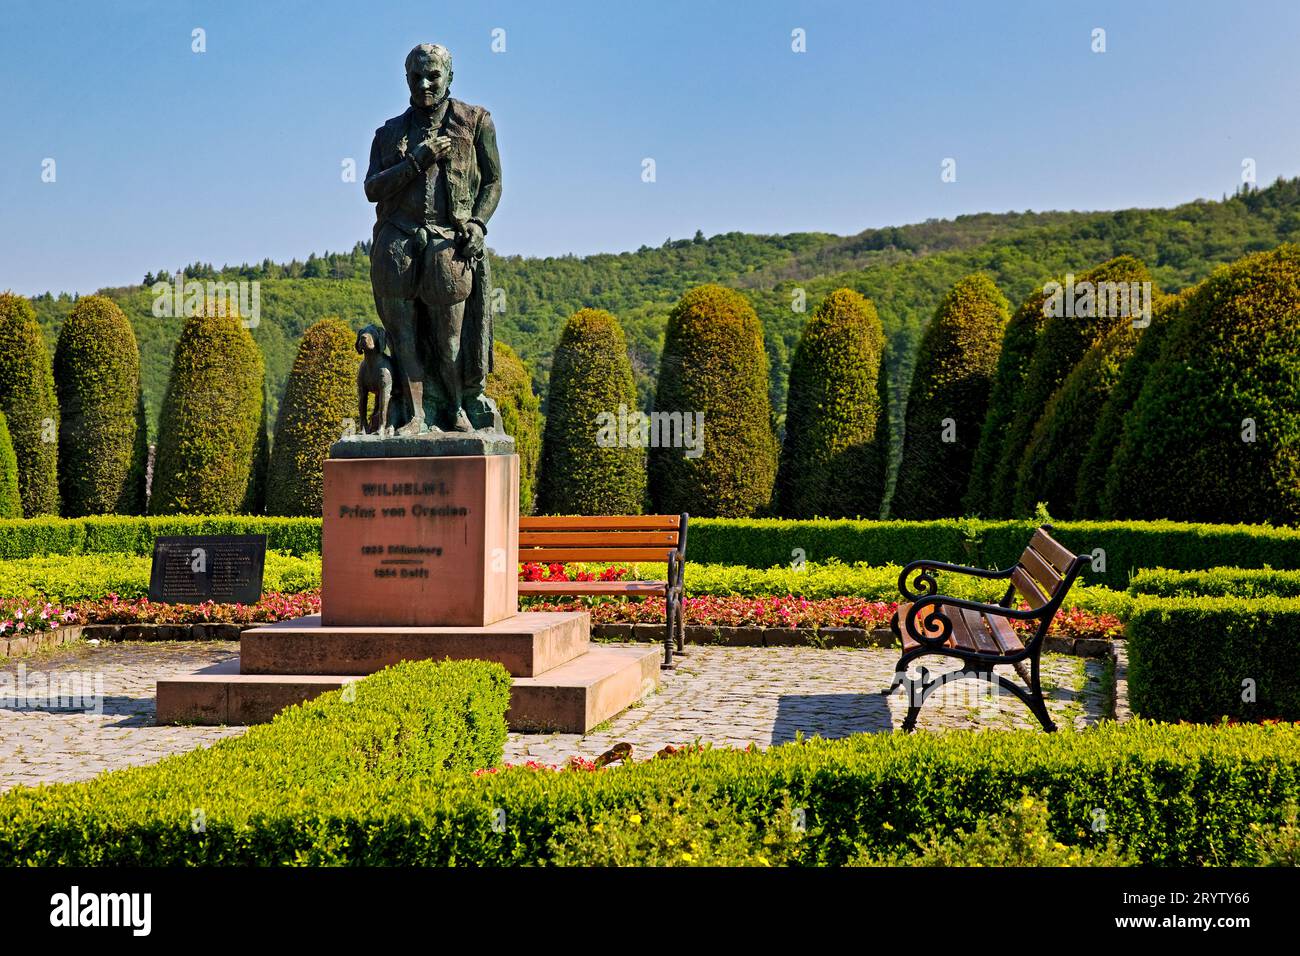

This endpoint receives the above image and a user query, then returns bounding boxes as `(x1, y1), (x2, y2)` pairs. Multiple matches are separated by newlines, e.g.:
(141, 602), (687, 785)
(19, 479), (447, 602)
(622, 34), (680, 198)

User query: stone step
(156, 644), (661, 734)
(239, 610), (589, 678)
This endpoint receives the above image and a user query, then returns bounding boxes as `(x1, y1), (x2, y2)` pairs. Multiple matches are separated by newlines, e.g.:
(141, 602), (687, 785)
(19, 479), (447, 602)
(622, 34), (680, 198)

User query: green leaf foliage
(536, 309), (644, 515)
(150, 306), (265, 515)
(53, 295), (146, 516)
(265, 318), (359, 517)
(989, 256), (1156, 516)
(1126, 595), (1300, 721)
(1073, 287), (1197, 518)
(1129, 566), (1300, 599)
(0, 411), (19, 518)
(487, 340), (543, 514)
(650, 285), (777, 517)
(775, 289), (889, 518)
(892, 274), (1009, 518)
(0, 291), (58, 516)
(1101, 245), (1300, 523)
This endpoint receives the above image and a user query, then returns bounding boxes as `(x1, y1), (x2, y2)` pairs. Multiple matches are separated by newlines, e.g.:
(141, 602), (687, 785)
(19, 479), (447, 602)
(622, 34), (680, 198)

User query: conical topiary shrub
(1074, 287), (1195, 518)
(487, 340), (543, 513)
(0, 291), (58, 516)
(536, 309), (645, 515)
(54, 294), (147, 515)
(963, 284), (1053, 516)
(1101, 245), (1300, 523)
(892, 274), (1009, 519)
(0, 410), (20, 518)
(775, 288), (890, 518)
(265, 318), (359, 517)
(649, 285), (777, 517)
(989, 255), (1155, 516)
(150, 305), (265, 515)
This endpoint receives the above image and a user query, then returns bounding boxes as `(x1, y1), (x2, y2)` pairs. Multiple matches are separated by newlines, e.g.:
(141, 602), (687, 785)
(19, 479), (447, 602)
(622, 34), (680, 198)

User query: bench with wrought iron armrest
(517, 514), (688, 668)
(883, 525), (1087, 732)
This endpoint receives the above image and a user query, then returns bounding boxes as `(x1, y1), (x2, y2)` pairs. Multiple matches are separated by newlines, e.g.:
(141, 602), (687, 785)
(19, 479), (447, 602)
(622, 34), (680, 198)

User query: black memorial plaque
(148, 535), (267, 605)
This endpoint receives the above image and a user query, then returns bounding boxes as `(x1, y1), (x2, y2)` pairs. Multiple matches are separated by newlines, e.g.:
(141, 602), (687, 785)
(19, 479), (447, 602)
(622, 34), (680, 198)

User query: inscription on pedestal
(322, 455), (519, 627)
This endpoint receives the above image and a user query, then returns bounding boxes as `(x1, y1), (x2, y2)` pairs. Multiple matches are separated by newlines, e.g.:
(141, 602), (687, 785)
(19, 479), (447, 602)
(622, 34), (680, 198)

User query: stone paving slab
(0, 640), (1106, 791)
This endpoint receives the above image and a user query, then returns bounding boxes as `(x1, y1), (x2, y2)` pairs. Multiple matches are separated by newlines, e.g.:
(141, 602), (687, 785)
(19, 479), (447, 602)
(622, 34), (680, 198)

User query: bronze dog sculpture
(355, 324), (396, 435)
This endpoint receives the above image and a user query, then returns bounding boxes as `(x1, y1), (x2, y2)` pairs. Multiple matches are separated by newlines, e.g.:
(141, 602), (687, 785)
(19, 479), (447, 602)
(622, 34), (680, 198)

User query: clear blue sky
(2, 0), (1298, 295)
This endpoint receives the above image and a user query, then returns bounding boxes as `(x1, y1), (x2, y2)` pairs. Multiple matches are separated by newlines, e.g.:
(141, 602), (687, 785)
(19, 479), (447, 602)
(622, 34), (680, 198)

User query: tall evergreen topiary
(892, 274), (1009, 519)
(776, 288), (890, 518)
(0, 410), (20, 518)
(54, 295), (147, 515)
(649, 285), (777, 517)
(537, 309), (645, 515)
(1101, 245), (1300, 523)
(265, 318), (359, 517)
(0, 291), (59, 516)
(1073, 287), (1194, 518)
(962, 284), (1052, 516)
(988, 255), (1154, 516)
(488, 339), (543, 513)
(151, 305), (265, 515)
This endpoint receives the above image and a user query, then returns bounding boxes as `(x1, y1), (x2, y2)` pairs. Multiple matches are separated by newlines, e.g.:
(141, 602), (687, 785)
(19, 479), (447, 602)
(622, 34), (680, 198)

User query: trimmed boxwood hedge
(537, 309), (645, 516)
(1130, 566), (1300, 599)
(0, 514), (323, 559)
(53, 295), (147, 516)
(0, 291), (59, 517)
(0, 719), (1295, 865)
(487, 340), (543, 514)
(1126, 595), (1300, 722)
(0, 410), (19, 519)
(892, 274), (1009, 519)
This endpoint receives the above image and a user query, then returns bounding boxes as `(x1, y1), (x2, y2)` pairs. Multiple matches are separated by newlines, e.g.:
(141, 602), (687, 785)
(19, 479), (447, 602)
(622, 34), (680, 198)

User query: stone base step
(156, 644), (661, 734)
(239, 611), (589, 678)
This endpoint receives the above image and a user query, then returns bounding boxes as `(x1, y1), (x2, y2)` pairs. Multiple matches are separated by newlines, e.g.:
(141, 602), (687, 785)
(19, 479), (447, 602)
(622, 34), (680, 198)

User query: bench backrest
(1011, 526), (1086, 616)
(518, 514), (687, 565)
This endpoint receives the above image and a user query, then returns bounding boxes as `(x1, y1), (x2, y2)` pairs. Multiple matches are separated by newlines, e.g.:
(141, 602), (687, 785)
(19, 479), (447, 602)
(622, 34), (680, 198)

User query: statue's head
(406, 43), (452, 110)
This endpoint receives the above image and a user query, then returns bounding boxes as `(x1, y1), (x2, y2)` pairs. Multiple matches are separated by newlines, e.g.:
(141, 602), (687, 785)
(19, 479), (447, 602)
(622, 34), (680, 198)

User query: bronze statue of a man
(365, 43), (503, 434)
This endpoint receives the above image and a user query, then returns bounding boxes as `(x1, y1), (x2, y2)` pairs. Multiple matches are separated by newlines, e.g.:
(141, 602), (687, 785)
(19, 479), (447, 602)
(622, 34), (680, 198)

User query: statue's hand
(460, 221), (486, 259)
(411, 135), (452, 171)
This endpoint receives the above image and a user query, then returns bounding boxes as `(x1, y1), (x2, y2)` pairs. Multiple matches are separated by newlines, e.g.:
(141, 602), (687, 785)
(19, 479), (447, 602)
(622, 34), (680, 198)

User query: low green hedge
(0, 551), (321, 602)
(0, 657), (511, 864)
(1130, 566), (1300, 599)
(1, 720), (1295, 865)
(0, 515), (321, 559)
(1126, 595), (1300, 722)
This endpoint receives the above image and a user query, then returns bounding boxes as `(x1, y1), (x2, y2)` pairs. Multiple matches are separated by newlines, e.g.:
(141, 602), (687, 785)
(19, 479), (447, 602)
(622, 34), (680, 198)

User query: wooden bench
(518, 514), (688, 668)
(883, 525), (1087, 732)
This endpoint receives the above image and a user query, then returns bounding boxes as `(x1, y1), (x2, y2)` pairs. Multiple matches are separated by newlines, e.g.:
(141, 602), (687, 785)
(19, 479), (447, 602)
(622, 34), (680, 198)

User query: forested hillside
(26, 177), (1300, 440)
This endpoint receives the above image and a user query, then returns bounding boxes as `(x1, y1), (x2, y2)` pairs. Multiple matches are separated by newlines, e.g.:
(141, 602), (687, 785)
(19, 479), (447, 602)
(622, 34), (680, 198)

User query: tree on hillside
(265, 318), (358, 517)
(151, 305), (265, 515)
(54, 295), (147, 515)
(0, 291), (58, 516)
(536, 309), (644, 515)
(892, 274), (1009, 519)
(487, 340), (543, 513)
(775, 288), (890, 518)
(649, 285), (777, 517)
(988, 255), (1155, 516)
(1101, 245), (1300, 523)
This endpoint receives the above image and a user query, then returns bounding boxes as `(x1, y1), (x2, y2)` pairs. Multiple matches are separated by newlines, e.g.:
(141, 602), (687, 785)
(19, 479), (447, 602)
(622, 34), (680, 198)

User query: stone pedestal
(322, 455), (518, 627)
(155, 440), (660, 733)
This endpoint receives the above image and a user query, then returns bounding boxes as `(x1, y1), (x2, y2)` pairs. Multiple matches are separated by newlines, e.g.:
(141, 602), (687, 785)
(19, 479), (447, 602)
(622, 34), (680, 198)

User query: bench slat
(1011, 567), (1048, 611)
(1030, 528), (1076, 575)
(1019, 545), (1063, 597)
(960, 608), (1001, 654)
(518, 531), (680, 547)
(520, 580), (666, 596)
(517, 547), (677, 563)
(520, 515), (681, 530)
(984, 613), (1025, 655)
(949, 609), (980, 651)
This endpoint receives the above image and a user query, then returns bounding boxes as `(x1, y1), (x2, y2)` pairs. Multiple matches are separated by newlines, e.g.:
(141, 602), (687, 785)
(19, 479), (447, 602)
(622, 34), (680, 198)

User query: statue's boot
(395, 381), (427, 436)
